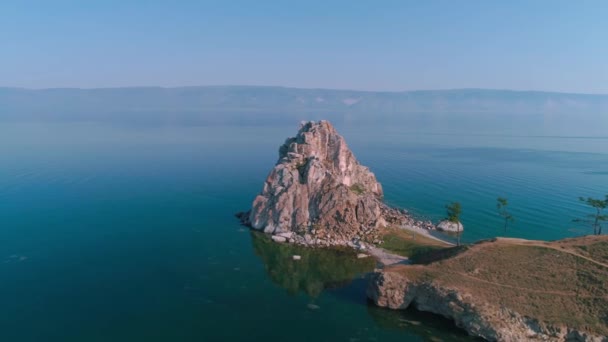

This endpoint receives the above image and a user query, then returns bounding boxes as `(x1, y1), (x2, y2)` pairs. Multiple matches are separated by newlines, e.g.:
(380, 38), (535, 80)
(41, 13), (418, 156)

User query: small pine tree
(574, 195), (608, 235)
(446, 202), (462, 223)
(497, 197), (514, 234)
(446, 202), (462, 245)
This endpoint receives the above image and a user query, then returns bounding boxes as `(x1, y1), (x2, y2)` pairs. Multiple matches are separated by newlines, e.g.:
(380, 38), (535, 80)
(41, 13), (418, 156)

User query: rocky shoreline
(238, 204), (441, 250)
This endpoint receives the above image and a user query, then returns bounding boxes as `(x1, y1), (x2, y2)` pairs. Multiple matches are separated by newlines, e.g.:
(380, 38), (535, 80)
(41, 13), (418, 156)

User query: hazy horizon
(3, 85), (608, 96)
(2, 86), (607, 137)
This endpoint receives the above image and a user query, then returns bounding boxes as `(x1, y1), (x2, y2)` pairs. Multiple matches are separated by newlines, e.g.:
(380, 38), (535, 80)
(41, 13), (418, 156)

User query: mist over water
(0, 121), (606, 341)
(3, 87), (608, 136)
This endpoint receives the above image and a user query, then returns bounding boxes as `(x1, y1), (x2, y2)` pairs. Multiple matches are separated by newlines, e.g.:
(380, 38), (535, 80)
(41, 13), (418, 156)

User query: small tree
(496, 197), (514, 234)
(574, 195), (608, 235)
(446, 202), (462, 245)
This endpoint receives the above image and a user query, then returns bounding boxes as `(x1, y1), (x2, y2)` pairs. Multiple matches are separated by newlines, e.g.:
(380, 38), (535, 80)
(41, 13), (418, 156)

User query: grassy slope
(387, 235), (608, 336)
(378, 226), (451, 259)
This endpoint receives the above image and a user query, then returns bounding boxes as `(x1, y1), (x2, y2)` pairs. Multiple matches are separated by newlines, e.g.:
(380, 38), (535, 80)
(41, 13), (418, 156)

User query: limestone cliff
(240, 120), (406, 246)
(368, 271), (606, 342)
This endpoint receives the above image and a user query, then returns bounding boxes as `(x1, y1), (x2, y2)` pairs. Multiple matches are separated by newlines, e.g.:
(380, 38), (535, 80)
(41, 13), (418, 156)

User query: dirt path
(454, 272), (574, 296)
(495, 238), (608, 269)
(450, 271), (608, 299)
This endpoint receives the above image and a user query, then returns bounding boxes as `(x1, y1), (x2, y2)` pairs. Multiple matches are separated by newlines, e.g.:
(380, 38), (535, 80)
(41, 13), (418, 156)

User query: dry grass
(387, 236), (608, 336)
(555, 235), (608, 265)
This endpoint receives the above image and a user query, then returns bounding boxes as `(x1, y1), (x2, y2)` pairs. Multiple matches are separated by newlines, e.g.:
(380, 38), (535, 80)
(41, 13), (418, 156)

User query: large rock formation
(240, 120), (406, 246)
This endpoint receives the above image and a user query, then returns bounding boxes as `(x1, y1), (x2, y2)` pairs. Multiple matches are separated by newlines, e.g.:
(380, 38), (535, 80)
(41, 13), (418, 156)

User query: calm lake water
(1, 122), (607, 341)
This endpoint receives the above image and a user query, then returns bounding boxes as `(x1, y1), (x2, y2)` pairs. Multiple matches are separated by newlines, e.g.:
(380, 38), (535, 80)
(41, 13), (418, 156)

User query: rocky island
(239, 120), (608, 341)
(238, 120), (413, 248)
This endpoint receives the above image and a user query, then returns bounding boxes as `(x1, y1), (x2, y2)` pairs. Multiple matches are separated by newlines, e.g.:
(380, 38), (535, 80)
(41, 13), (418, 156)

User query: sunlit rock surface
(241, 120), (407, 246)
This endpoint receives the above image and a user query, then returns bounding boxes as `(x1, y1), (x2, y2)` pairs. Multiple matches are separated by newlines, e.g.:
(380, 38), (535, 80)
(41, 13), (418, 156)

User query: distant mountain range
(2, 86), (608, 135)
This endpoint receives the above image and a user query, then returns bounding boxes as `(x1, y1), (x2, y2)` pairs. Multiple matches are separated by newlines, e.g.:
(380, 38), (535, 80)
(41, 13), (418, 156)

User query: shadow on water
(327, 276), (479, 341)
(366, 305), (481, 342)
(250, 231), (375, 297)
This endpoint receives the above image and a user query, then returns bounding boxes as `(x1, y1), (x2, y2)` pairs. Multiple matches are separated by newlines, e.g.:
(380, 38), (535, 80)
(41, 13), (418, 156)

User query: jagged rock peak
(277, 120), (382, 197)
(242, 120), (400, 245)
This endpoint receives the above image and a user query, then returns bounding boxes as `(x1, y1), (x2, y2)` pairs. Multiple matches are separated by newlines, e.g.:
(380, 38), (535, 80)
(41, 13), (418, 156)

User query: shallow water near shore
(1, 122), (607, 341)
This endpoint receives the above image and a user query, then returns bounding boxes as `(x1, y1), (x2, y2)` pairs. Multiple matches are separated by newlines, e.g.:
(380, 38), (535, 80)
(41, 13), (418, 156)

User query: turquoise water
(1, 122), (607, 341)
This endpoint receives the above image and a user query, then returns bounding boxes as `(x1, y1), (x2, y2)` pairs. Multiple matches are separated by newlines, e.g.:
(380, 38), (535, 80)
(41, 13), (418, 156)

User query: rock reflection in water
(250, 232), (376, 297)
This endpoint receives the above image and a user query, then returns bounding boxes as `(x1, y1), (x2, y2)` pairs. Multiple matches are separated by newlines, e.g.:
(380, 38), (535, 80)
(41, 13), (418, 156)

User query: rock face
(241, 120), (406, 246)
(437, 220), (463, 233)
(367, 270), (607, 342)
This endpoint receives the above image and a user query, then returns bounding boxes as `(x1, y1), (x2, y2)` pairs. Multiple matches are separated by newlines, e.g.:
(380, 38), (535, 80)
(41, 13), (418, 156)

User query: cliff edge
(367, 236), (608, 341)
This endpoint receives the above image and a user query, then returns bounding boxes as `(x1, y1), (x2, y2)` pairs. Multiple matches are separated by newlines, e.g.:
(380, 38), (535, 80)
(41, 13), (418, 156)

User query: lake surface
(1, 122), (607, 341)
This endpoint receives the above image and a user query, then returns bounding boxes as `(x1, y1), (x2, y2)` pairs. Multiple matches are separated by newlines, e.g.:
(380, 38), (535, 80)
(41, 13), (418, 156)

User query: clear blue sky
(1, 0), (607, 92)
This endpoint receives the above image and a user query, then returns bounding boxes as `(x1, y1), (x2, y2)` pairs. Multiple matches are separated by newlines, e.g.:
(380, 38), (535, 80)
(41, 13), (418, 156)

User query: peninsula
(239, 120), (608, 341)
(368, 236), (608, 341)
